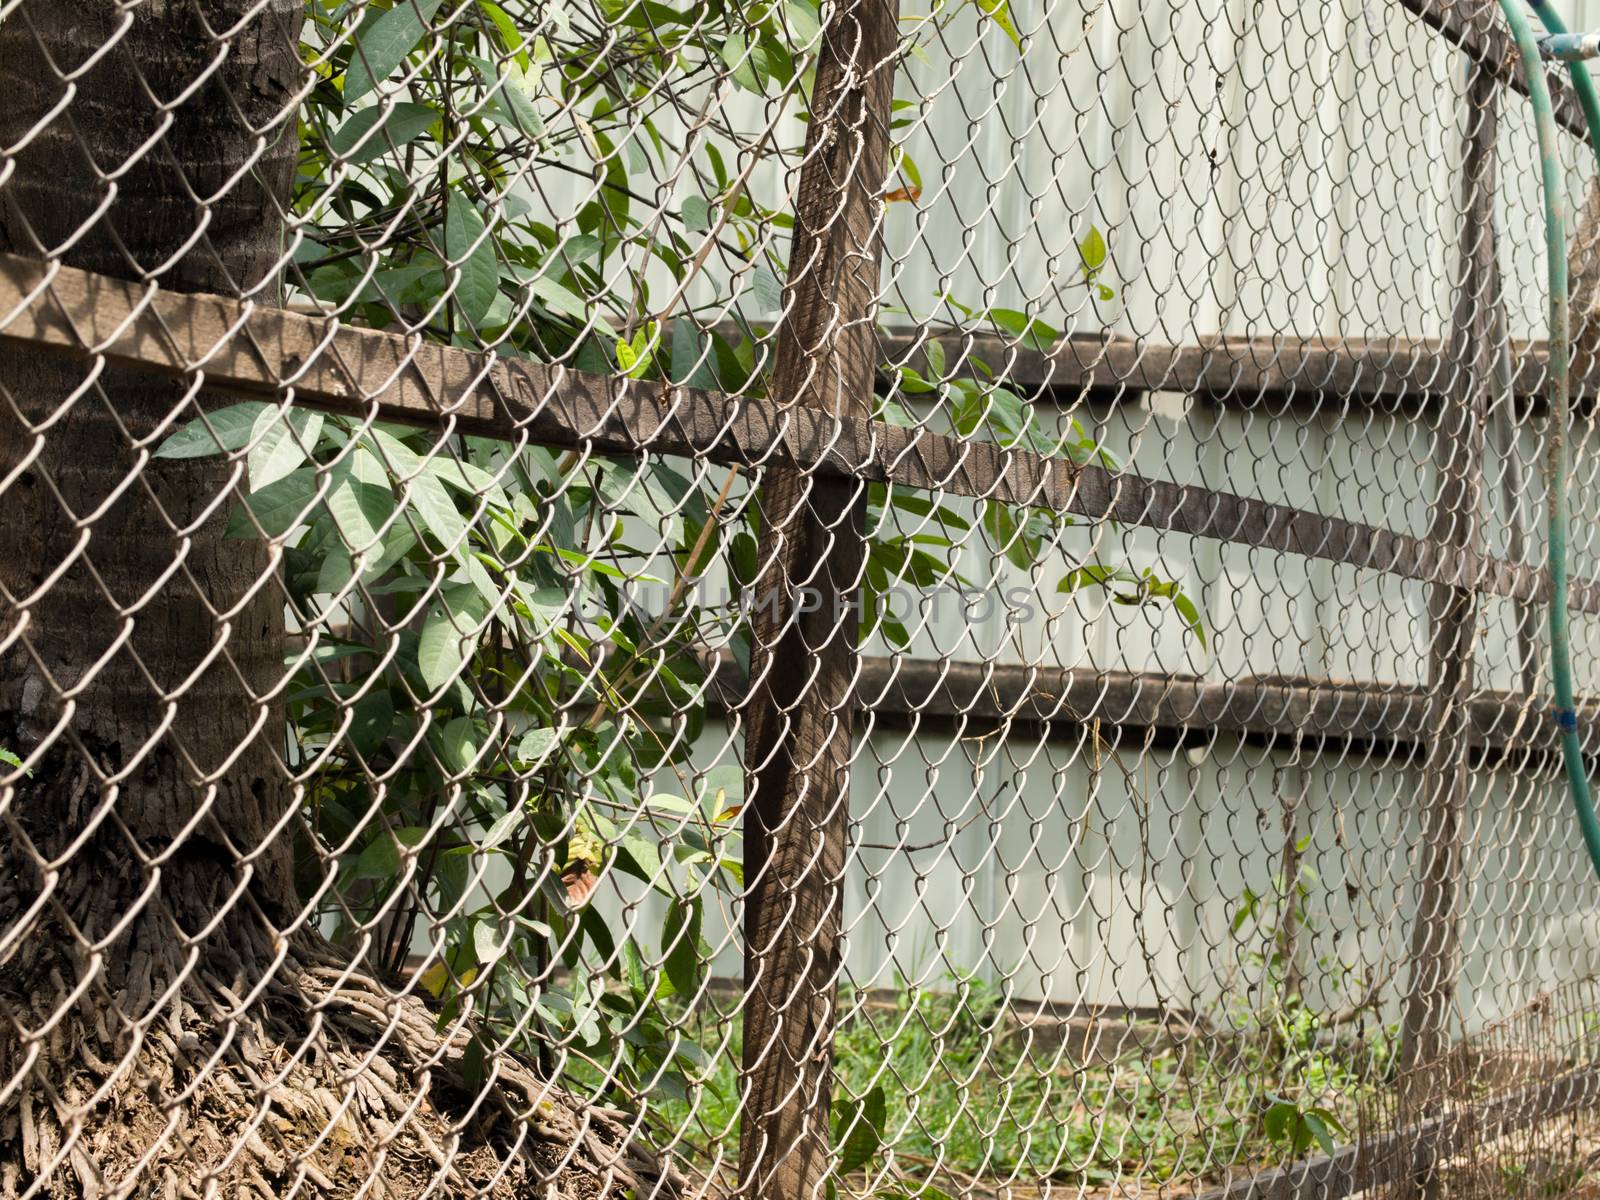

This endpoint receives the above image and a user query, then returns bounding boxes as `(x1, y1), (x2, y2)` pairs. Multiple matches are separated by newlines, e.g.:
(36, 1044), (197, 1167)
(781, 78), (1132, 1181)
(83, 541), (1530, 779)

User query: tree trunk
(0, 6), (676, 1197)
(0, 0), (301, 949)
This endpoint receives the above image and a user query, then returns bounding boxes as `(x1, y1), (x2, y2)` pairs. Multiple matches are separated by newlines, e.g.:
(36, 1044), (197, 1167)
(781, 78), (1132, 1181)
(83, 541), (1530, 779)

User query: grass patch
(590, 975), (1387, 1194)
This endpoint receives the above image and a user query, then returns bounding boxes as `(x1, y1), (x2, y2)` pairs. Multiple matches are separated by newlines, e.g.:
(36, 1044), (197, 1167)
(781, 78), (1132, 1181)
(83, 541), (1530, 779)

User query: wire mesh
(3, 0), (1600, 1198)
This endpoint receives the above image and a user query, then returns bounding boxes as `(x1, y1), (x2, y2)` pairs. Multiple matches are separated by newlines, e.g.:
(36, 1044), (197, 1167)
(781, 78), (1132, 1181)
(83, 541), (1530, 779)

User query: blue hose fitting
(1540, 31), (1600, 60)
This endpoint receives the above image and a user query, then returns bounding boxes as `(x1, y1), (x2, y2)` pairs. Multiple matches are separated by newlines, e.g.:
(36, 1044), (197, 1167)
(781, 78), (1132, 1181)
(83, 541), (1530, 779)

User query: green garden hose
(1500, 0), (1600, 884)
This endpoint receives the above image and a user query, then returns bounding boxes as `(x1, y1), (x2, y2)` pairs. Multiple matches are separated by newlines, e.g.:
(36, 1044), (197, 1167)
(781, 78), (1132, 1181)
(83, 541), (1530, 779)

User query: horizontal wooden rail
(1195, 1061), (1600, 1200)
(703, 652), (1598, 757)
(2, 252), (1596, 617)
(878, 329), (1584, 414)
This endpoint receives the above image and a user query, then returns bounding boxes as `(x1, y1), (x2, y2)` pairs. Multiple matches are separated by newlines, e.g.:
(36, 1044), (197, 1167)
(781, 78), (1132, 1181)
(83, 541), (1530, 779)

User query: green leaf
(987, 307), (1058, 353)
(247, 406), (324, 489)
(785, 0), (823, 48)
(481, 805), (524, 851)
(594, 457), (685, 542)
(1308, 1105), (1346, 1136)
(542, 545), (659, 582)
(885, 490), (970, 531)
(347, 691), (394, 757)
(874, 395), (918, 427)
(896, 365), (938, 395)
(227, 468), (320, 539)
(599, 0), (692, 31)
(984, 501), (1043, 571)
(520, 271), (591, 322)
(316, 521), (416, 594)
(517, 726), (559, 765)
(417, 589), (487, 692)
(670, 318), (719, 391)
(660, 898), (703, 999)
(326, 473), (396, 555)
(681, 194), (713, 233)
(470, 55), (545, 135)
(1263, 1098), (1295, 1145)
(751, 264), (783, 312)
(705, 143), (729, 191)
(156, 402), (270, 459)
(516, 585), (569, 628)
(1301, 1111), (1338, 1156)
(643, 792), (697, 816)
(1174, 591), (1208, 649)
(478, 0), (527, 58)
(832, 1084), (886, 1175)
(365, 261), (448, 306)
(472, 918), (504, 967)
(343, 0), (447, 104)
(328, 101), (438, 164)
(720, 32), (762, 92)
(353, 826), (425, 880)
(354, 836), (400, 881)
(617, 837), (669, 898)
(427, 449), (509, 507)
(0, 747), (29, 777)
(888, 148), (923, 201)
(1232, 886), (1261, 932)
(1058, 564), (1135, 595)
(445, 201), (499, 325)
(1078, 224), (1108, 272)
(365, 430), (470, 555)
(431, 715), (480, 774)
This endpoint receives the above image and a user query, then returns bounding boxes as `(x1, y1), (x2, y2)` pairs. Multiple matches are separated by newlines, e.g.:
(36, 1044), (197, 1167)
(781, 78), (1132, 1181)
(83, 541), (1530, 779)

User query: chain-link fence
(4, 0), (1600, 1197)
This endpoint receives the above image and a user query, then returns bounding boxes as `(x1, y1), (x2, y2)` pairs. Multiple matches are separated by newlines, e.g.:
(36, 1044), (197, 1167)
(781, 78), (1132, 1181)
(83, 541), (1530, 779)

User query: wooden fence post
(1398, 61), (1499, 1153)
(738, 0), (899, 1197)
(1485, 256), (1544, 697)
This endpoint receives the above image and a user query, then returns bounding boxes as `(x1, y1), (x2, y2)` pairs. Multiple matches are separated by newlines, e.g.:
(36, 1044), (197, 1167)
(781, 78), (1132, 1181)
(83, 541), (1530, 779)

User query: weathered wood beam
(875, 328), (1584, 413)
(705, 653), (1597, 758)
(1, 252), (1595, 615)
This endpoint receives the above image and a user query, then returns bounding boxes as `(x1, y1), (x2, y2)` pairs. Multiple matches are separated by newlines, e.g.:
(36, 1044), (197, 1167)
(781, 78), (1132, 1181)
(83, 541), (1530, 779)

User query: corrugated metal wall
(522, 0), (1600, 1039)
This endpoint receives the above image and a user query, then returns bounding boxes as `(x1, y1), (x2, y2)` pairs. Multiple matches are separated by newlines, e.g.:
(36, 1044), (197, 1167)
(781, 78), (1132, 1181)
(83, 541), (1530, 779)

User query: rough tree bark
(0, 5), (673, 1197)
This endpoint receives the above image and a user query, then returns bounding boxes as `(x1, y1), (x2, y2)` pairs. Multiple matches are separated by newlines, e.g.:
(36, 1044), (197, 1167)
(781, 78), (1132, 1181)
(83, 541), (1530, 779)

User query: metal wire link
(2, 0), (1599, 1197)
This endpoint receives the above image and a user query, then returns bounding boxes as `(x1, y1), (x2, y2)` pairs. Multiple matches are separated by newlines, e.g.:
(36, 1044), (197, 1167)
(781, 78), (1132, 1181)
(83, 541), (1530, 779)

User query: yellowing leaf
(418, 961), (451, 997)
(971, 0), (1021, 47)
(615, 321), (657, 379)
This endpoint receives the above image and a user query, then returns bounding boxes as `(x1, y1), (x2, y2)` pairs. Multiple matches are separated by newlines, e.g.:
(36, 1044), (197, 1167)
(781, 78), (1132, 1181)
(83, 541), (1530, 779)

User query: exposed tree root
(0, 756), (685, 1200)
(0, 932), (686, 1200)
